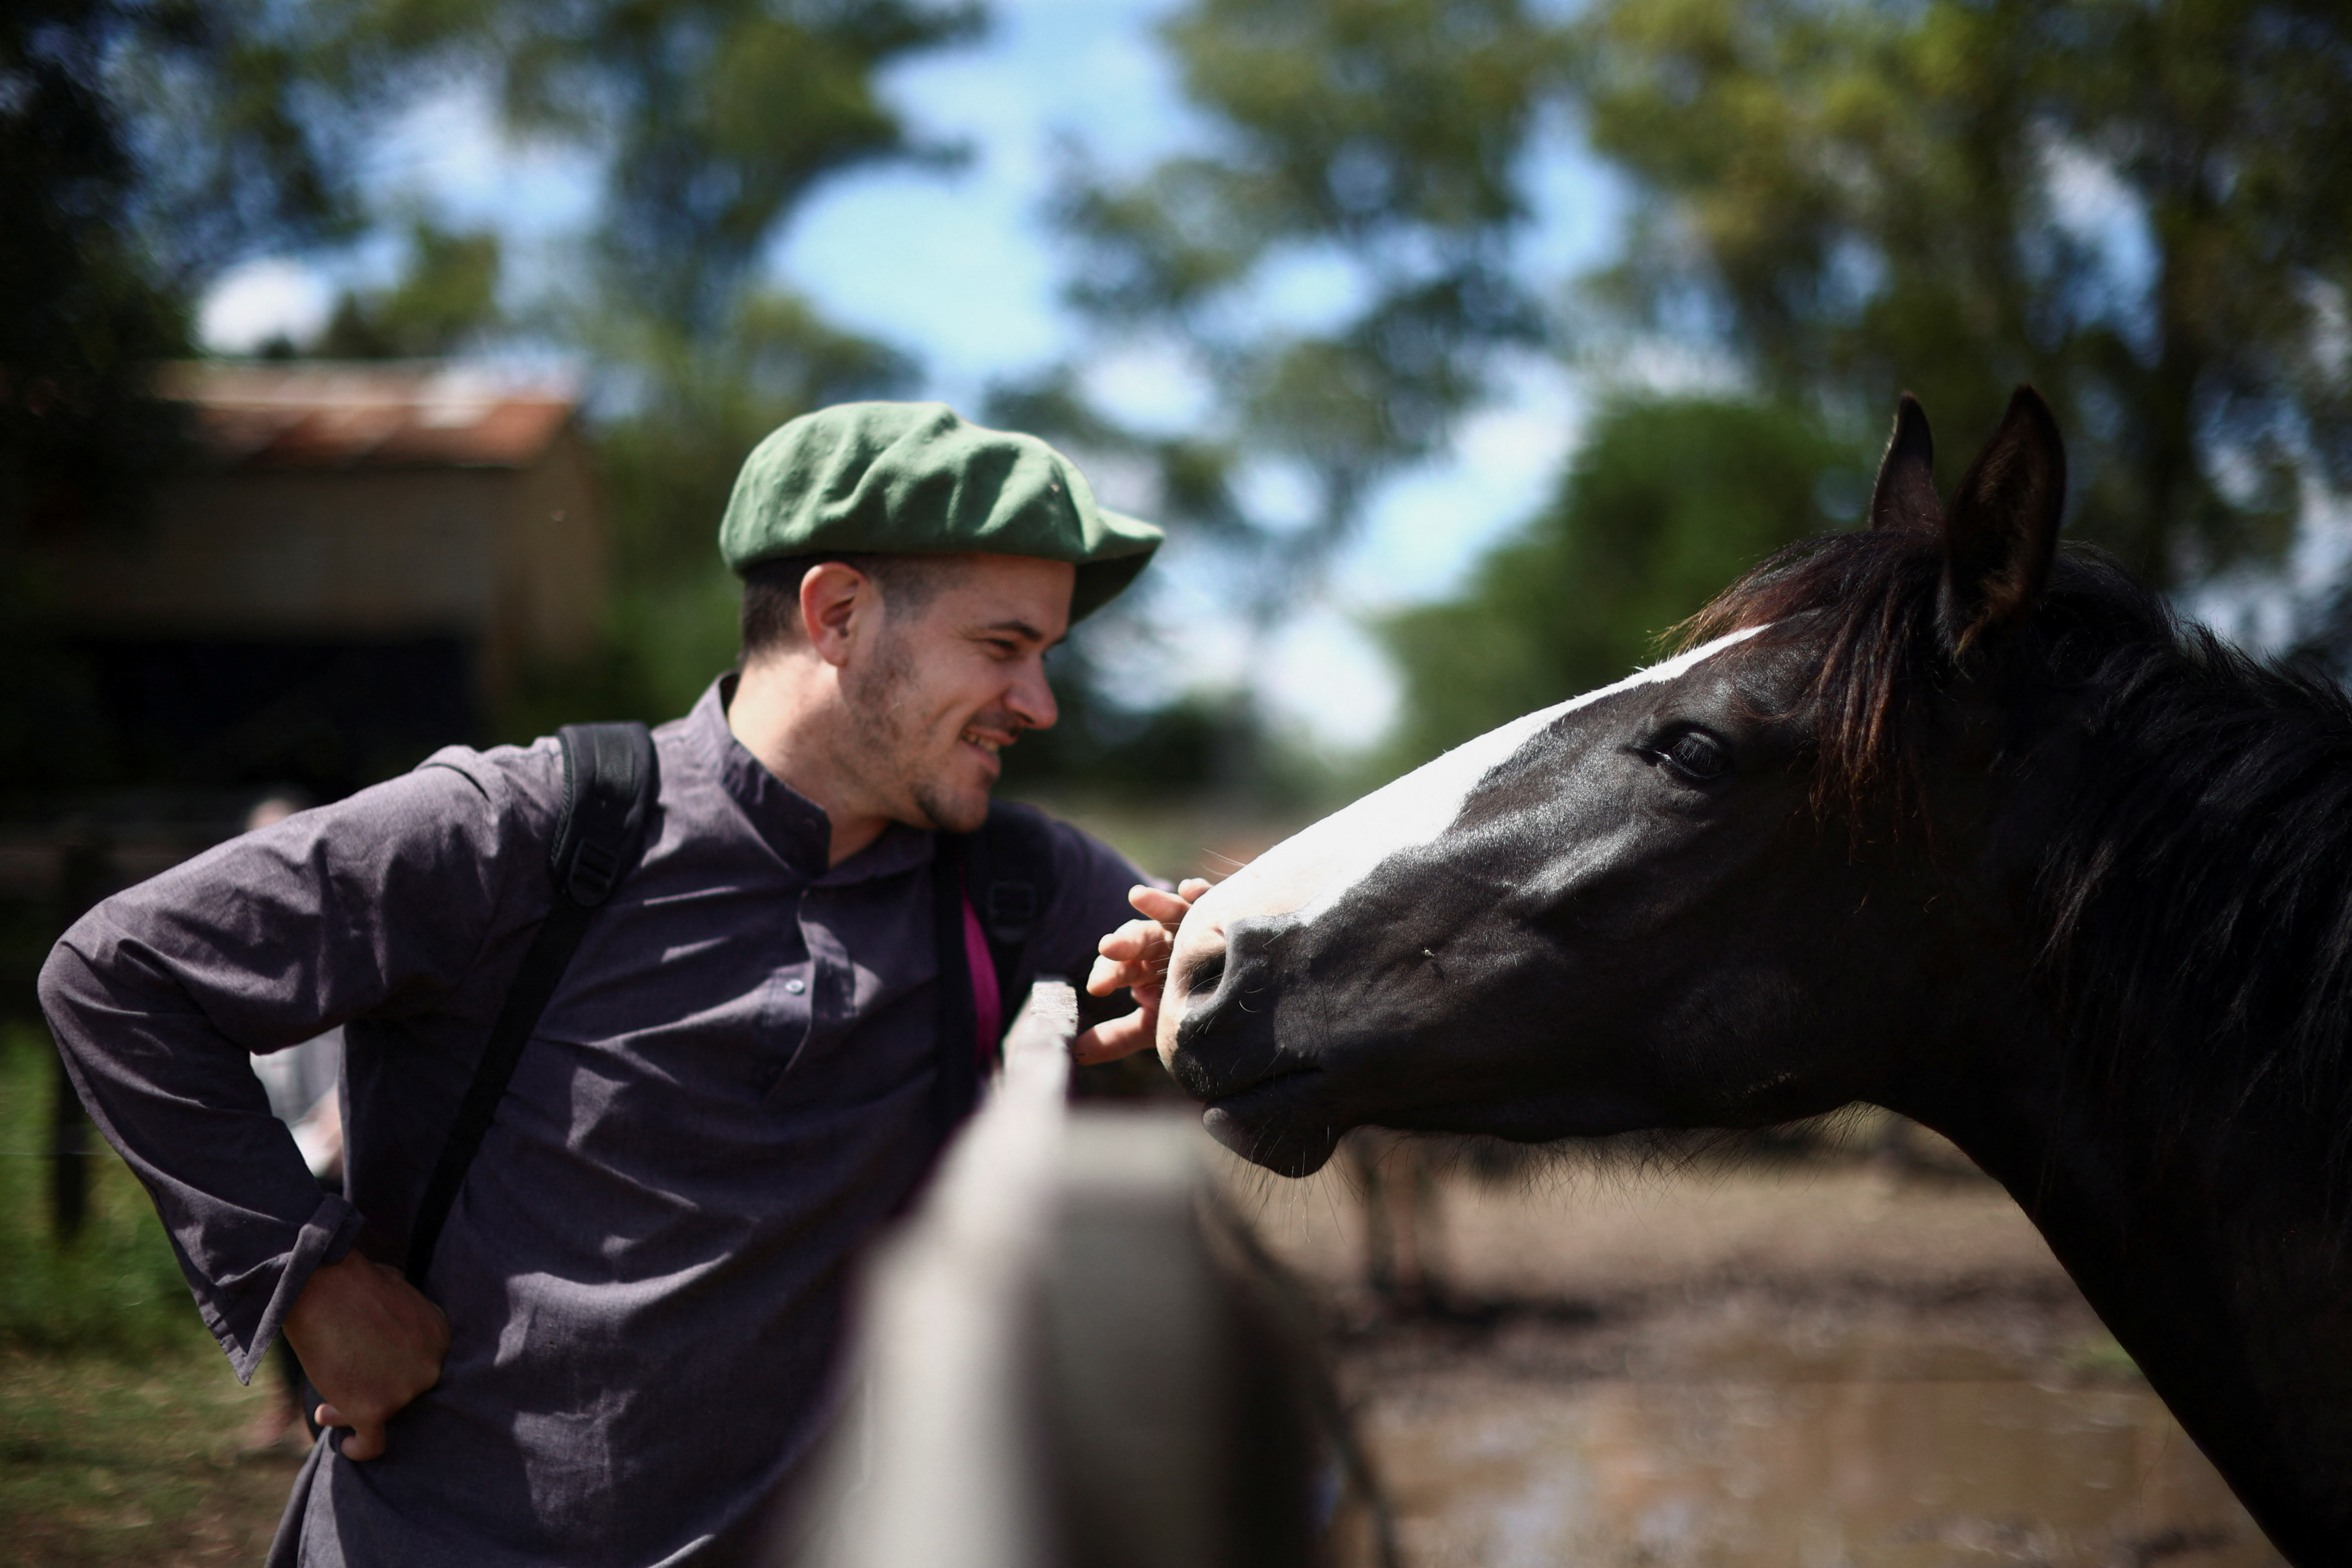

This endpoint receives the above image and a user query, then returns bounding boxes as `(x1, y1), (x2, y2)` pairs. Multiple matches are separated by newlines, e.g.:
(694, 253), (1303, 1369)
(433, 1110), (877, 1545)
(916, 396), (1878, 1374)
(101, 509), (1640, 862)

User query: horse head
(1161, 390), (2068, 1177)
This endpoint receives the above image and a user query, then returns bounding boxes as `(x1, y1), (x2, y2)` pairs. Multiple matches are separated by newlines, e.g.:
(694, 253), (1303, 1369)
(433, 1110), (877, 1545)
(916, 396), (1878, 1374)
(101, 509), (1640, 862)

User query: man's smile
(960, 725), (1014, 769)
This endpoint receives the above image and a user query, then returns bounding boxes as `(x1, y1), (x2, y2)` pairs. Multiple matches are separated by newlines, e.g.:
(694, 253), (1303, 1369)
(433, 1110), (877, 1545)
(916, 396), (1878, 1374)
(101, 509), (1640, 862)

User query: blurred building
(32, 361), (606, 793)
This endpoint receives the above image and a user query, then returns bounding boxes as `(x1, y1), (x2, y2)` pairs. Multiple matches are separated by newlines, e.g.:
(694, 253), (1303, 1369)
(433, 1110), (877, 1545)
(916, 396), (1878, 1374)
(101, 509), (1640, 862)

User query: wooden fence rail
(788, 983), (1392, 1568)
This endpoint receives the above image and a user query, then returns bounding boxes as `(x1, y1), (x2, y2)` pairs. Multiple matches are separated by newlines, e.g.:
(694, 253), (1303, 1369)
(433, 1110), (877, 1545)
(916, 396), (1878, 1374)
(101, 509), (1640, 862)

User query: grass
(0, 1347), (303, 1567)
(0, 1024), (303, 1565)
(0, 1025), (210, 1357)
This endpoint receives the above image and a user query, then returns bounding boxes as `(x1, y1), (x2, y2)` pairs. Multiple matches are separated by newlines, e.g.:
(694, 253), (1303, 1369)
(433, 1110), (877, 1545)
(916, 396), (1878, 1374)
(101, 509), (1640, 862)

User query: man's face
(837, 554), (1074, 834)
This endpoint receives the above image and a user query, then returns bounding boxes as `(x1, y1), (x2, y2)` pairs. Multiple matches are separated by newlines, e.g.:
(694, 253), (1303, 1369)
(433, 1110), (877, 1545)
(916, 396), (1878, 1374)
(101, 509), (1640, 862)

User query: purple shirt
(37, 678), (1146, 1567)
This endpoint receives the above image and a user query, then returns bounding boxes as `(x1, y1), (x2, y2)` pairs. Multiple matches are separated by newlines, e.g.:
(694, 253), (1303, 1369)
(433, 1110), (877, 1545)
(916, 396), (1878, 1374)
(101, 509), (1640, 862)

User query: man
(39, 402), (1198, 1567)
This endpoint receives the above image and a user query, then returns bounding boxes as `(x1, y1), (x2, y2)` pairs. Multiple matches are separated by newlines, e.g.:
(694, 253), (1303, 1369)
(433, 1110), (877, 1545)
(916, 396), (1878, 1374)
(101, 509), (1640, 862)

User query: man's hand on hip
(283, 1250), (450, 1460)
(1075, 878), (1210, 1064)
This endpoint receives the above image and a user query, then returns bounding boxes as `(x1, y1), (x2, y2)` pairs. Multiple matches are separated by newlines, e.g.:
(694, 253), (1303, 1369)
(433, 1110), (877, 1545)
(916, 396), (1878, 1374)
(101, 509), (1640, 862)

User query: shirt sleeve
(35, 756), (535, 1381)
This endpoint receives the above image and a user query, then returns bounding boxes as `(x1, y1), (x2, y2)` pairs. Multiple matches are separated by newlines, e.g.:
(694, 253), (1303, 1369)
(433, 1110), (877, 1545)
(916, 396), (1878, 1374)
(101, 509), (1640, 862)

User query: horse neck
(1920, 1041), (2352, 1562)
(2007, 629), (2352, 1173)
(1907, 649), (2352, 1561)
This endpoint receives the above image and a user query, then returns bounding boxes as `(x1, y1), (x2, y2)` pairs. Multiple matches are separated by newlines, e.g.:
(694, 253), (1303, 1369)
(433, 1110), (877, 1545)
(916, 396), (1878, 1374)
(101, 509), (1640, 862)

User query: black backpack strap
(406, 722), (657, 1283)
(969, 801), (1058, 1014)
(926, 802), (1060, 1145)
(929, 833), (980, 1147)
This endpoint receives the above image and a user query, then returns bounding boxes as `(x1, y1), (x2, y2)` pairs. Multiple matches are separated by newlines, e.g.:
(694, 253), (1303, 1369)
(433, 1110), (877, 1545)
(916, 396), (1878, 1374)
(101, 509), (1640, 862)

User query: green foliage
(1574, 0), (2352, 582)
(313, 218), (503, 358)
(491, 0), (982, 333)
(317, 0), (981, 334)
(1073, 0), (1561, 314)
(31, 0), (2351, 793)
(1044, 0), (1569, 608)
(1059, 0), (2352, 778)
(1382, 395), (1863, 767)
(0, 4), (189, 537)
(77, 2), (378, 280)
(0, 1026), (210, 1357)
(997, 0), (1578, 794)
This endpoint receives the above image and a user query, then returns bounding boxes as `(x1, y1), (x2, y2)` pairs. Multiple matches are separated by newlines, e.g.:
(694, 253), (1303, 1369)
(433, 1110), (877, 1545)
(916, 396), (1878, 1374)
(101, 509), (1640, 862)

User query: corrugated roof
(159, 361), (582, 471)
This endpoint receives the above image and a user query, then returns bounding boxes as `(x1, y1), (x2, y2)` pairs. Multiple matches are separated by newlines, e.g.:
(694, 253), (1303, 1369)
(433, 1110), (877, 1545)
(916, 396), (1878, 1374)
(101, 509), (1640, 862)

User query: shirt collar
(689, 674), (934, 884)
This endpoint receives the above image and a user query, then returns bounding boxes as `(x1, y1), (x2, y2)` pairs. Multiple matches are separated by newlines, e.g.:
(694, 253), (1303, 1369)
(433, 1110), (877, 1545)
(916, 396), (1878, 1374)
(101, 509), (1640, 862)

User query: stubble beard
(841, 625), (991, 835)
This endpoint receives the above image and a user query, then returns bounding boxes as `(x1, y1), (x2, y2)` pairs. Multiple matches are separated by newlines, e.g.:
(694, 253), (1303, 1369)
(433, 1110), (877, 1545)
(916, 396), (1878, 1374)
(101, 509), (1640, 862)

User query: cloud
(1260, 608), (1401, 754)
(770, 0), (1199, 411)
(197, 258), (333, 352)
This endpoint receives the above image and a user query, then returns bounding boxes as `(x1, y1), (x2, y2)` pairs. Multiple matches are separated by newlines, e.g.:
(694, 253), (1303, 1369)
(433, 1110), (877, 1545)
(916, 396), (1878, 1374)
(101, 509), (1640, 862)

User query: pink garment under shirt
(962, 895), (1001, 1067)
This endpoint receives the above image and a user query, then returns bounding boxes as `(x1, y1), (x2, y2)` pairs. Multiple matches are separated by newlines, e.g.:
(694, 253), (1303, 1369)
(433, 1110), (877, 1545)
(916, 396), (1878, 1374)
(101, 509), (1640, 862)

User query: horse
(1153, 388), (2352, 1563)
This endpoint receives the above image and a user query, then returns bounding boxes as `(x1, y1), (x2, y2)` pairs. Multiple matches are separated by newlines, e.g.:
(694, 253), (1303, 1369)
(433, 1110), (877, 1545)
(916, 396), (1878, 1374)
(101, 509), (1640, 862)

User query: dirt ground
(3, 1110), (2286, 1566)
(1220, 1132), (2285, 1568)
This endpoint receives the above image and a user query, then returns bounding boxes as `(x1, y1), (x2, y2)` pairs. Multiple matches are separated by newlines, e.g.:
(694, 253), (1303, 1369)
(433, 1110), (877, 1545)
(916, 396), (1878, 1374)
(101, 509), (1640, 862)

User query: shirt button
(785, 978), (807, 995)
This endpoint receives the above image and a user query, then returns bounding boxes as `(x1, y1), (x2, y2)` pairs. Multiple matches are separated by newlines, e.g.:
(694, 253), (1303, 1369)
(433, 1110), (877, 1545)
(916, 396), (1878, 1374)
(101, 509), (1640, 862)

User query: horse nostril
(1170, 914), (1292, 1034)
(1179, 946), (1226, 1002)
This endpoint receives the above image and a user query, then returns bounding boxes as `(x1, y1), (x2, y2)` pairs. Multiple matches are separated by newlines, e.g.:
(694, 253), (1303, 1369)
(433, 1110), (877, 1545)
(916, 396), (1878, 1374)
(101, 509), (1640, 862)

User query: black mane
(1690, 530), (2352, 1194)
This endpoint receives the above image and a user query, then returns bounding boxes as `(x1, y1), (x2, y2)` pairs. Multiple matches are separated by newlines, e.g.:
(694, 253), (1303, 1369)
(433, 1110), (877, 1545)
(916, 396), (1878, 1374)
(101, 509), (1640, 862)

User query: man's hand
(282, 1251), (450, 1460)
(1074, 878), (1212, 1065)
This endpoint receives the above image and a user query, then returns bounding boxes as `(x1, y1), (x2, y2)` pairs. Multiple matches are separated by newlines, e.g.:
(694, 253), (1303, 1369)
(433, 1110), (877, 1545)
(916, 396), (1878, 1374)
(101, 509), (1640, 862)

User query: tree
(1574, 0), (2352, 583)
(1039, 0), (1569, 616)
(514, 0), (979, 335)
(2, 0), (385, 785)
(1059, 0), (2352, 783)
(1, 0), (376, 535)
(983, 0), (1576, 798)
(312, 219), (504, 360)
(1196, 0), (2352, 769)
(1381, 394), (1860, 766)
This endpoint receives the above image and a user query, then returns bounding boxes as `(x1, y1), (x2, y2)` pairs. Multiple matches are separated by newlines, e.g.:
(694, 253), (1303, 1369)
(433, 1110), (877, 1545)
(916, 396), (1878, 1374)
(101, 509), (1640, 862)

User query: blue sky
(196, 0), (1628, 751)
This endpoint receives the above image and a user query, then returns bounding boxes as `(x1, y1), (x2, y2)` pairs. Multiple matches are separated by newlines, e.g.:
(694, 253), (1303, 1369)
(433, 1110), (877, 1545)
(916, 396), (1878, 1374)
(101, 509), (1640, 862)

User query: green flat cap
(719, 401), (1164, 622)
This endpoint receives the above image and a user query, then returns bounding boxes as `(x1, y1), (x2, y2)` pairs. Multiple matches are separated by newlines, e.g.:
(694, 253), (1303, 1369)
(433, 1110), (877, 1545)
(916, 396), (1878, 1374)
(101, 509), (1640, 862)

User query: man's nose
(1009, 659), (1058, 730)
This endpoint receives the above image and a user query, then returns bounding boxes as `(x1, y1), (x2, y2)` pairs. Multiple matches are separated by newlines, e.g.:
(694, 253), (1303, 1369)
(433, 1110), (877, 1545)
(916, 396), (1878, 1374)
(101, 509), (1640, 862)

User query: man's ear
(799, 562), (874, 668)
(1868, 394), (1941, 533)
(1940, 386), (2066, 661)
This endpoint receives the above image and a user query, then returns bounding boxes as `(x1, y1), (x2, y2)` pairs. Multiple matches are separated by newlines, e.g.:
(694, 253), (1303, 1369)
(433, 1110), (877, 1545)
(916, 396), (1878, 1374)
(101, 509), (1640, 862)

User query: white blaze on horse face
(1169, 625), (1770, 1031)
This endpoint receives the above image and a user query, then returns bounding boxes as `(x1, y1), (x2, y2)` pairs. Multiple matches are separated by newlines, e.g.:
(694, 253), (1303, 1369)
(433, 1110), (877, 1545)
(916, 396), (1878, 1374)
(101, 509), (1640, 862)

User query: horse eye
(1658, 730), (1731, 783)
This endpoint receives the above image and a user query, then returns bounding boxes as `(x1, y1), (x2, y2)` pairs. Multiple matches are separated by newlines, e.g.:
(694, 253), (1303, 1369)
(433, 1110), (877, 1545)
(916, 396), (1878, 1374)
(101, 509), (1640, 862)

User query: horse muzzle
(1159, 912), (1340, 1175)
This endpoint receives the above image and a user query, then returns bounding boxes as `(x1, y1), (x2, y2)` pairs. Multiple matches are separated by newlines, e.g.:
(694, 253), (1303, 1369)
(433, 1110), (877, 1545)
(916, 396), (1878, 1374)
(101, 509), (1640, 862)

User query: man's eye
(1654, 730), (1730, 783)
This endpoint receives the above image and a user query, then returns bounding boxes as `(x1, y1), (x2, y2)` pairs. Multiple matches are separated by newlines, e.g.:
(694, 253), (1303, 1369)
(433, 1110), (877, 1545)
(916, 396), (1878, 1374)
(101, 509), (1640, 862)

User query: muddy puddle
(1234, 1151), (2292, 1567)
(1356, 1355), (2280, 1567)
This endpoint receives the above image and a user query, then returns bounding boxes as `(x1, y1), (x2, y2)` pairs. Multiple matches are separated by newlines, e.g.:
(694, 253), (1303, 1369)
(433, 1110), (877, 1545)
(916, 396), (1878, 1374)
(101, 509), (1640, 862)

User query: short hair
(738, 552), (955, 662)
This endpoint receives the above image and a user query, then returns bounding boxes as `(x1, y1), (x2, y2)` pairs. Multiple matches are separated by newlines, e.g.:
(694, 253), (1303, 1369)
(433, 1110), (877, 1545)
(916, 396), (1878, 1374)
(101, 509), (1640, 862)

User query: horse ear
(1868, 394), (1940, 532)
(1940, 386), (2066, 659)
